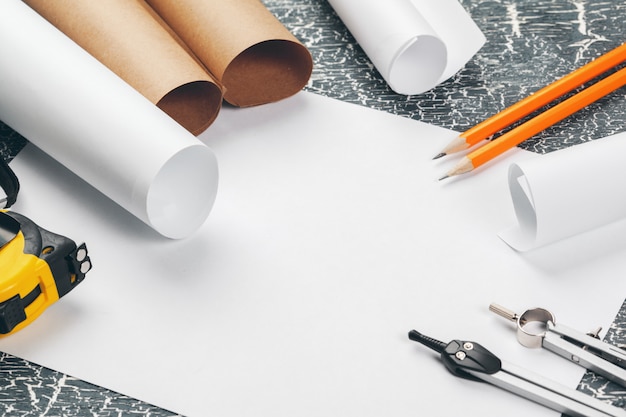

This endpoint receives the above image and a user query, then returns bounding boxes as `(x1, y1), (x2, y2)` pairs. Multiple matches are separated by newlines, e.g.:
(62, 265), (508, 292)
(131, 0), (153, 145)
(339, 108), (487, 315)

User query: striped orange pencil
(440, 65), (626, 180)
(434, 42), (626, 159)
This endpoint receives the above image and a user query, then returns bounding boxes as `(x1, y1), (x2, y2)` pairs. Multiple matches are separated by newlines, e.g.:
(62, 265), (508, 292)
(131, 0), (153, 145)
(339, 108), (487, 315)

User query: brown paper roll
(24, 0), (223, 135)
(146, 0), (313, 107)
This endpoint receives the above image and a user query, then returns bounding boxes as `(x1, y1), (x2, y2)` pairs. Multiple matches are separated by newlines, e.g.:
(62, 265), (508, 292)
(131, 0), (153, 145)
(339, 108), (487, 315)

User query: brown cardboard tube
(156, 81), (222, 135)
(146, 0), (313, 107)
(24, 0), (223, 135)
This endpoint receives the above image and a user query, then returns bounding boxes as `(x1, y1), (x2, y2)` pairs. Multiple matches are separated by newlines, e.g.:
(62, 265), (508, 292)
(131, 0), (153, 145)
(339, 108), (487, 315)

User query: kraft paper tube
(24, 0), (223, 135)
(0, 0), (219, 239)
(500, 132), (626, 251)
(327, 0), (485, 95)
(146, 0), (314, 107)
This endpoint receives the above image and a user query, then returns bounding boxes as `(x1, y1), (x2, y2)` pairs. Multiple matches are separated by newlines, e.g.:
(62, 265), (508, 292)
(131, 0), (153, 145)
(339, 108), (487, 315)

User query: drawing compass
(490, 303), (626, 387)
(408, 329), (626, 417)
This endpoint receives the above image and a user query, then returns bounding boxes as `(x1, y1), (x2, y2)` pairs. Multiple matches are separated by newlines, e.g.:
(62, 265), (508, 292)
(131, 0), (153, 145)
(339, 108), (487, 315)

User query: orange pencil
(440, 65), (626, 180)
(434, 42), (626, 159)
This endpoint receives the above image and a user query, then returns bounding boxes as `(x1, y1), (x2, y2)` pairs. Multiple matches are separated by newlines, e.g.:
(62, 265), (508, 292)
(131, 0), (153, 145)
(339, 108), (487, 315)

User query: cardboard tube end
(157, 80), (224, 135)
(222, 40), (313, 107)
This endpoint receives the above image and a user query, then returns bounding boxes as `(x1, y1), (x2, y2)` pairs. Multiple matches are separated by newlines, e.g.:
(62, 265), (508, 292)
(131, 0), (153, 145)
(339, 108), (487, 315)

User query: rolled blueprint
(0, 0), (219, 239)
(327, 0), (485, 95)
(146, 0), (313, 107)
(24, 0), (223, 135)
(500, 132), (626, 251)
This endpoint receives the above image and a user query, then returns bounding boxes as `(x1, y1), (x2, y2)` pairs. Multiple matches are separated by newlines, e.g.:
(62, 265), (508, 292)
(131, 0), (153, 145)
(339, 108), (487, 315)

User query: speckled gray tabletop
(1, 0), (626, 415)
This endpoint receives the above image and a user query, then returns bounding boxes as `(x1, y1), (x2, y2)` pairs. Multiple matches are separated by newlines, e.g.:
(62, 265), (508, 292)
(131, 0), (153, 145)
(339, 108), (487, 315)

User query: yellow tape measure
(0, 210), (91, 336)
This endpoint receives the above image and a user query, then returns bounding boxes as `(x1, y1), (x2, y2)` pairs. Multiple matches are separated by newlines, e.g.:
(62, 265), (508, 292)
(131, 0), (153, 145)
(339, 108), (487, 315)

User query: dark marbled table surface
(1, 0), (626, 415)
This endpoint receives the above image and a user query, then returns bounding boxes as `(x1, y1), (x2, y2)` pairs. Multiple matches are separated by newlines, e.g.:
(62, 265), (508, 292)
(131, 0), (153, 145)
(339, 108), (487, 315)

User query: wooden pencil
(440, 65), (626, 180)
(434, 42), (626, 159)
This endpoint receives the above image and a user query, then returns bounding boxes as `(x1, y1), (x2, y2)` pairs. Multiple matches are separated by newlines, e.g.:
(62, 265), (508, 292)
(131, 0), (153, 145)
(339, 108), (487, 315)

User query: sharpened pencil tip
(438, 174), (449, 181)
(432, 152), (446, 160)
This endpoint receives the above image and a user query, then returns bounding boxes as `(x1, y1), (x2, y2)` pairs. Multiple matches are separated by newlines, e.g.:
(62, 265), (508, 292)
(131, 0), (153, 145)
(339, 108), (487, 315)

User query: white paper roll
(327, 0), (485, 95)
(500, 132), (626, 251)
(0, 0), (219, 239)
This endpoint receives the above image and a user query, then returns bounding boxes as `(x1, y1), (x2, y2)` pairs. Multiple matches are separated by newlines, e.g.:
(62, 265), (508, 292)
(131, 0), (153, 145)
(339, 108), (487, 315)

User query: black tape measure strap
(0, 158), (19, 209)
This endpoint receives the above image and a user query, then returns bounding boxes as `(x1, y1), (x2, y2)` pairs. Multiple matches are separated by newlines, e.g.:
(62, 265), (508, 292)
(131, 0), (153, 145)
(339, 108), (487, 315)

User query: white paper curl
(0, 0), (218, 239)
(327, 0), (485, 95)
(500, 132), (626, 251)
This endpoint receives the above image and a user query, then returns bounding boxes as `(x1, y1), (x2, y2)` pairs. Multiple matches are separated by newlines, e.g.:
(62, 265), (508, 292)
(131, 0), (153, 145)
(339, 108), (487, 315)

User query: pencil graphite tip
(439, 157), (473, 181)
(436, 135), (469, 158)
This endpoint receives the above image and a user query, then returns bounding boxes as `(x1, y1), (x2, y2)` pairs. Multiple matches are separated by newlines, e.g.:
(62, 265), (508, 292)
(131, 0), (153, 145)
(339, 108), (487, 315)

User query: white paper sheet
(2, 92), (626, 417)
(500, 132), (626, 251)
(0, 0), (219, 239)
(327, 0), (485, 95)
